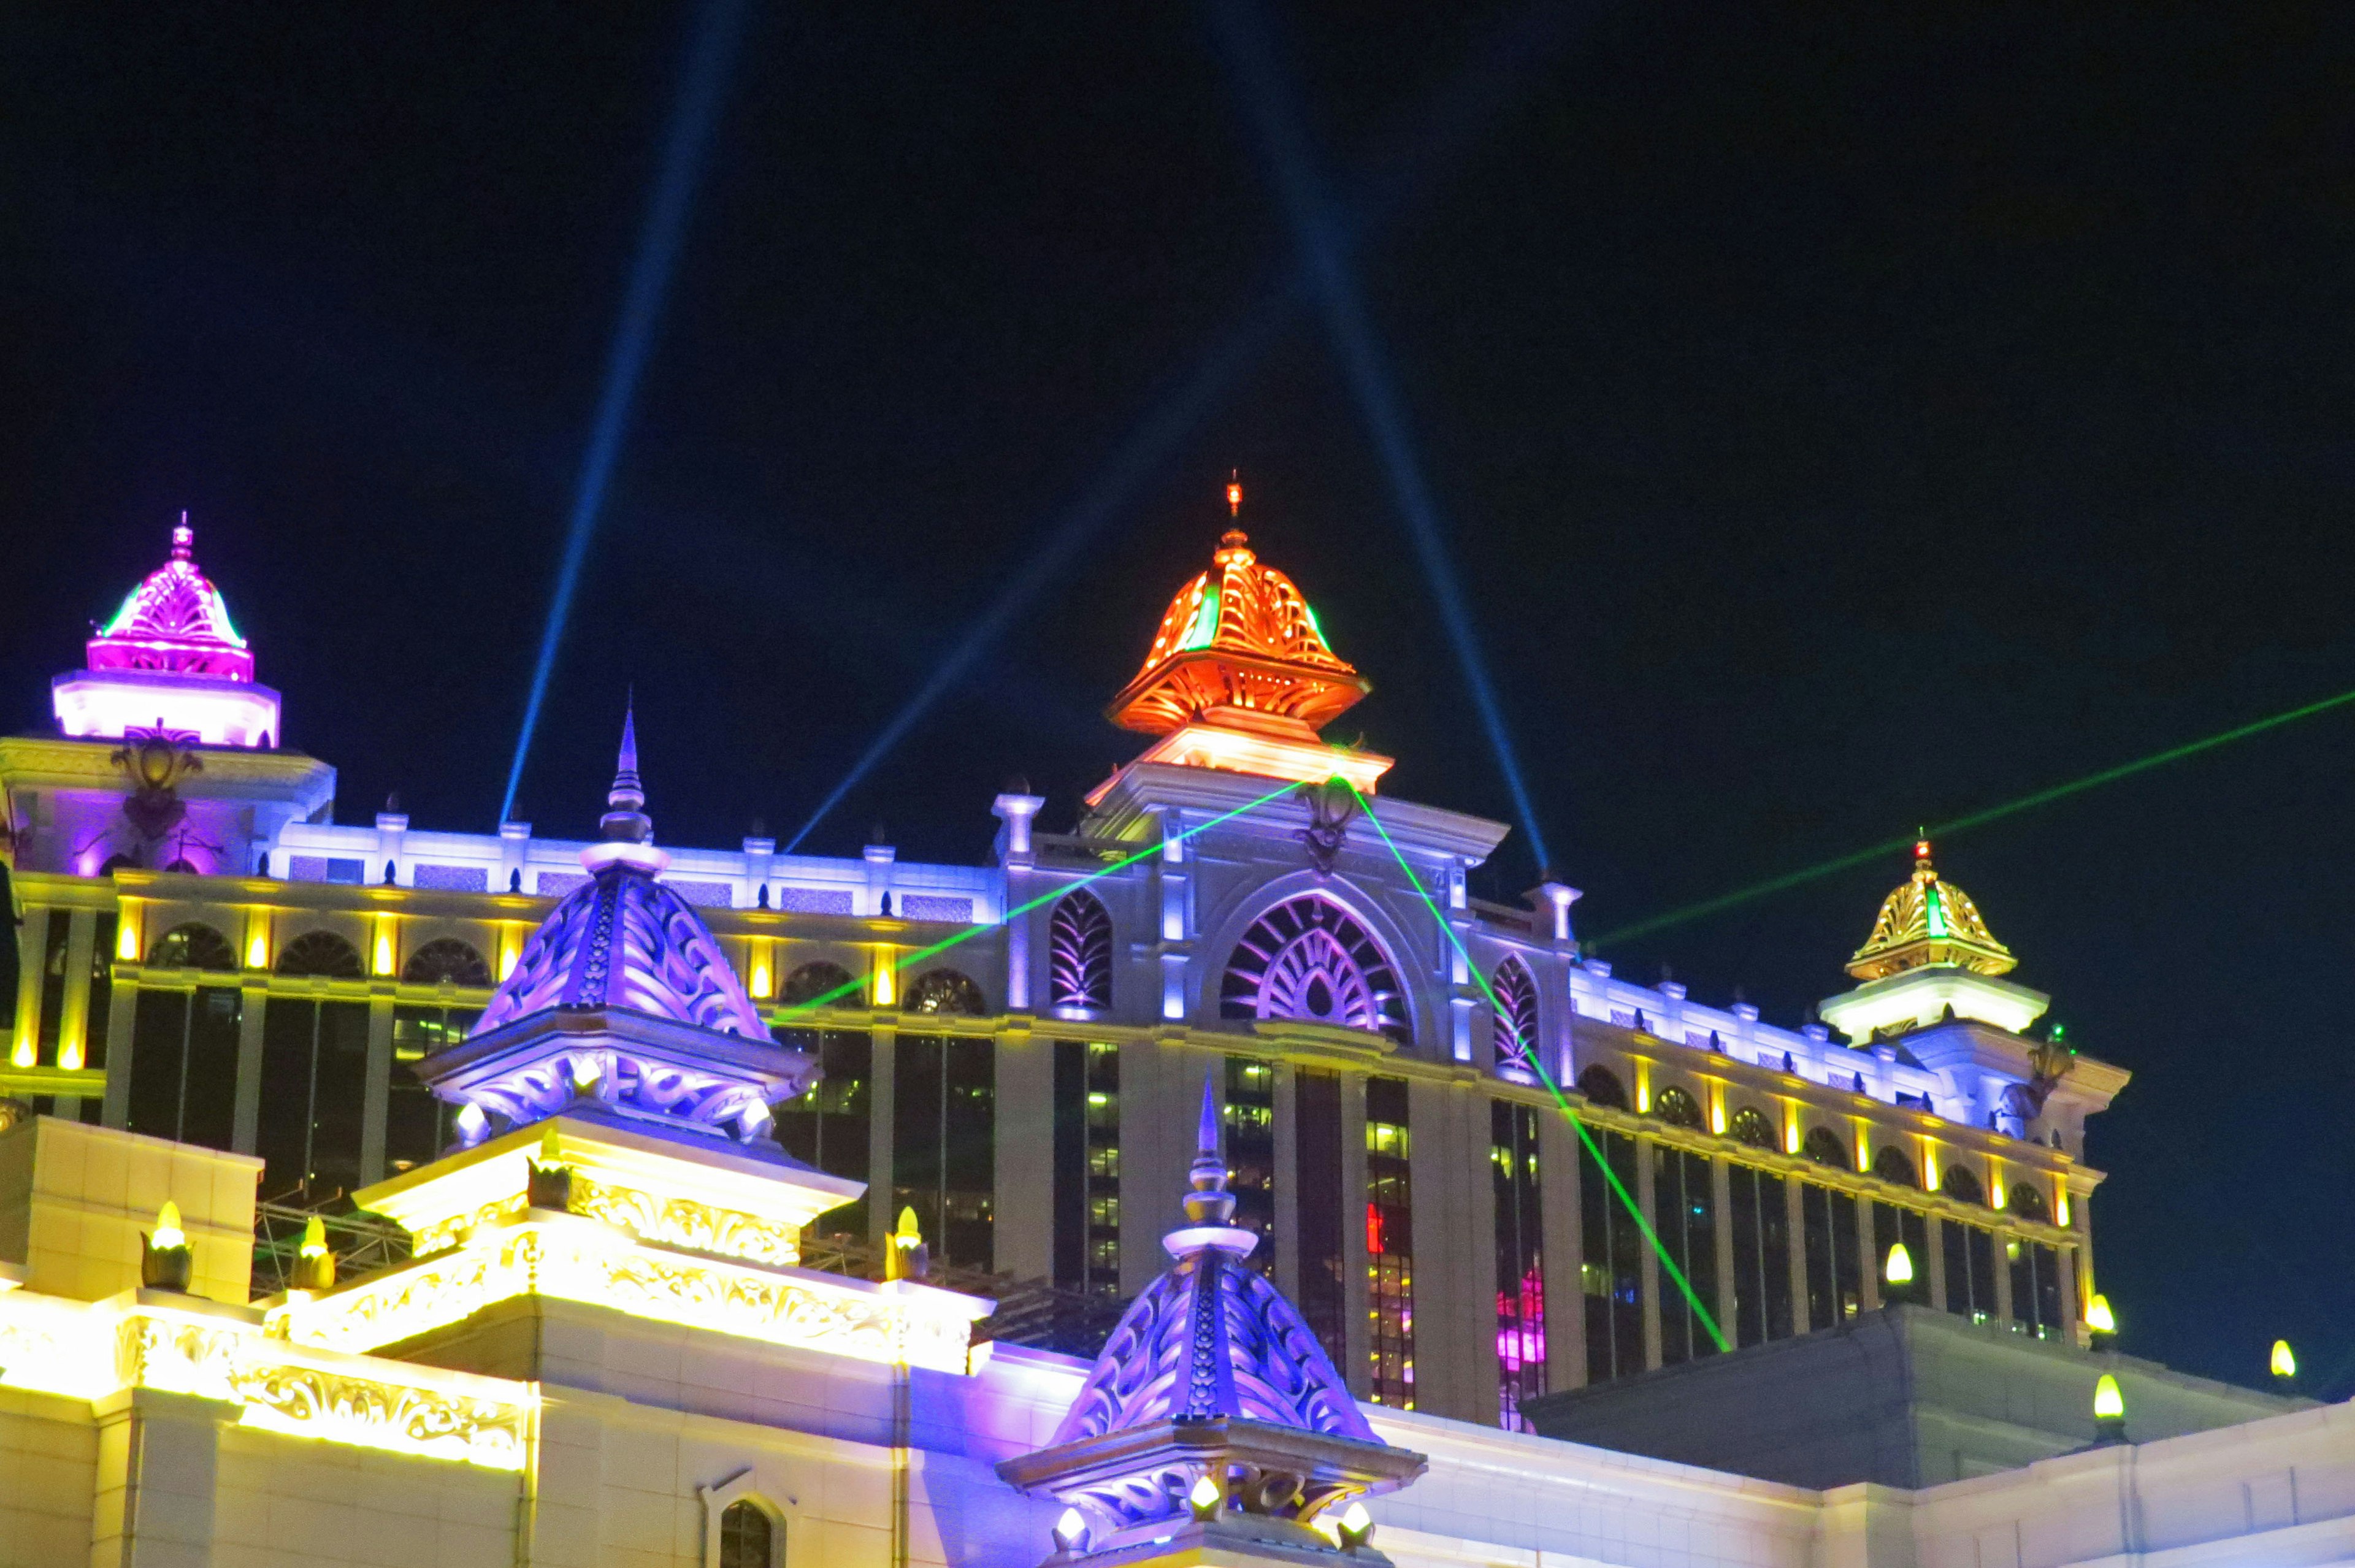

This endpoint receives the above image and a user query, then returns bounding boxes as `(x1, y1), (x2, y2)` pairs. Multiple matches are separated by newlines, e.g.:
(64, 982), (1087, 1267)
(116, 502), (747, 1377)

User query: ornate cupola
(1846, 839), (2016, 981)
(277, 711), (990, 1375)
(52, 515), (282, 748)
(418, 709), (806, 1144)
(1097, 485), (1391, 795)
(998, 1076), (1425, 1565)
(1820, 840), (2048, 1042)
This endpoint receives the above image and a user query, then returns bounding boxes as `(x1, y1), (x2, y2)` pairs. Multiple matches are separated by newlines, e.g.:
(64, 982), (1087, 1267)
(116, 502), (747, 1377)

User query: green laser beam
(773, 777), (1305, 1017)
(1593, 682), (2355, 950)
(1343, 781), (1731, 1355)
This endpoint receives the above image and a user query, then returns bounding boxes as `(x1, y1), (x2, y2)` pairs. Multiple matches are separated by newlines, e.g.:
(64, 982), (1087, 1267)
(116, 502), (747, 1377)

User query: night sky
(7, 4), (2354, 1394)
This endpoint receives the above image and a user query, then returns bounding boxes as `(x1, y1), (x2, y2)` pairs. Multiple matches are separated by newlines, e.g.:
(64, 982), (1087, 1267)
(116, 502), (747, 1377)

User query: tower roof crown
(1847, 839), (2016, 981)
(88, 516), (255, 681)
(1106, 505), (1368, 739)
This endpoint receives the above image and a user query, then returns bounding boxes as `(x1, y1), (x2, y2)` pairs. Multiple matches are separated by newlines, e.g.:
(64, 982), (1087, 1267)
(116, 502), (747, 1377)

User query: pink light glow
(87, 519), (254, 681)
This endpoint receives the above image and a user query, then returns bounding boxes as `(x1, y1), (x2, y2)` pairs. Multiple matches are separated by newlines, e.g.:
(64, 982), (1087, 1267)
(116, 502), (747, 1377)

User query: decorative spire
(600, 698), (651, 846)
(170, 511), (194, 560)
(1180, 1072), (1243, 1234)
(1227, 470), (1243, 517)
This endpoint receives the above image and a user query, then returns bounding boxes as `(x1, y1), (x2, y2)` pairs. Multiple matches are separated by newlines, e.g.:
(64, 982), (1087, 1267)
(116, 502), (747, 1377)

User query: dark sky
(7, 3), (2355, 1394)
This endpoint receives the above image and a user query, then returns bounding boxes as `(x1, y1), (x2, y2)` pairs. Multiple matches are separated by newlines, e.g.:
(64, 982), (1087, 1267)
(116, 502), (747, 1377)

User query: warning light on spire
(1227, 472), (1244, 516)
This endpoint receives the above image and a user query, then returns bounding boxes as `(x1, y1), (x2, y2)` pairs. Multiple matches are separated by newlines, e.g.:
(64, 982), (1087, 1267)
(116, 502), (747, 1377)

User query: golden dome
(1847, 840), (2015, 981)
(1106, 520), (1368, 738)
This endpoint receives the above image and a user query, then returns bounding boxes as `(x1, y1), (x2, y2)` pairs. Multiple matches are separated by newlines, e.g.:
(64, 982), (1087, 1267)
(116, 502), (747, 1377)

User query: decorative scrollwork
(1220, 895), (1409, 1044)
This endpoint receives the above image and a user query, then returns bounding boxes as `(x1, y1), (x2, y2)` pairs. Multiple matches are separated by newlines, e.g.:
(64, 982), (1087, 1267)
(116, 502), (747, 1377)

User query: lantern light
(1883, 1242), (1913, 1287)
(1187, 1473), (1223, 1522)
(2272, 1339), (2297, 1380)
(2093, 1374), (2125, 1420)
(1336, 1501), (1375, 1551)
(2085, 1294), (2116, 1334)
(1051, 1507), (1091, 1554)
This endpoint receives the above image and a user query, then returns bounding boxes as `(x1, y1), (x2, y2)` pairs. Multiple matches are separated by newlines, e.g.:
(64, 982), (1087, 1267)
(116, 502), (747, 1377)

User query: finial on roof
(171, 511), (193, 560)
(601, 698), (650, 845)
(1182, 1072), (1236, 1228)
(1227, 470), (1243, 517)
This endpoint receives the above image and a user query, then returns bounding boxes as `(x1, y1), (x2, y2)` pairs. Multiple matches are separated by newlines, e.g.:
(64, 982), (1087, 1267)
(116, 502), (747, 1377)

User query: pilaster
(1539, 1101), (1585, 1391)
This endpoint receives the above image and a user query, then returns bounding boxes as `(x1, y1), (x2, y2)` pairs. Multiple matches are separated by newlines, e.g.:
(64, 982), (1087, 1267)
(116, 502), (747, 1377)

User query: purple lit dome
(473, 711), (767, 1041)
(88, 518), (255, 681)
(1049, 1077), (1376, 1447)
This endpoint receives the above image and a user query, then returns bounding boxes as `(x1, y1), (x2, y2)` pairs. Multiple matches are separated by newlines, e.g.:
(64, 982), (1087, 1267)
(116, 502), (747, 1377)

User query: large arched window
(1939, 1165), (1985, 1206)
(781, 961), (855, 1007)
(401, 938), (490, 987)
(1872, 1147), (1920, 1189)
(1220, 895), (1409, 1044)
(1491, 957), (1539, 1073)
(718, 1499), (775, 1568)
(276, 930), (364, 979)
(904, 968), (986, 1015)
(1802, 1127), (1853, 1169)
(148, 922), (236, 971)
(1652, 1085), (1704, 1130)
(1728, 1106), (1778, 1150)
(2007, 1183), (2051, 1222)
(1576, 1065), (1628, 1109)
(1047, 890), (1112, 1014)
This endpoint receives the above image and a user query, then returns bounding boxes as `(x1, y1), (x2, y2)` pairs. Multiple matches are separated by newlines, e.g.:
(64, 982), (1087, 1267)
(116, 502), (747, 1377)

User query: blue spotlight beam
(781, 1), (1597, 854)
(1204, 0), (1556, 874)
(499, 0), (753, 826)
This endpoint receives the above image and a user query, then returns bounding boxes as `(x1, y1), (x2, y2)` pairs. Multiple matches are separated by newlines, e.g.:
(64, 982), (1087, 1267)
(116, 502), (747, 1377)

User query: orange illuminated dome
(1092, 492), (1392, 798)
(1107, 528), (1369, 740)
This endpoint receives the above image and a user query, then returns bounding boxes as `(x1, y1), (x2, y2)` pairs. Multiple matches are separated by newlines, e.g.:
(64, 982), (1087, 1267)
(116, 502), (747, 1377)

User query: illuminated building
(0, 500), (2345, 1568)
(3, 506), (2129, 1428)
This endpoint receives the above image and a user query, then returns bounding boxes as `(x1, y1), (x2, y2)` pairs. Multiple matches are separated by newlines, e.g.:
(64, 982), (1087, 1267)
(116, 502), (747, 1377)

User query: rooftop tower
(52, 516), (281, 749)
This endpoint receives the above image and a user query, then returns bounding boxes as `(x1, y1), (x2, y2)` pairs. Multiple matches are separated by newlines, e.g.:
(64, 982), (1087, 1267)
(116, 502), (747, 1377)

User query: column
(1711, 1153), (1737, 1343)
(868, 1024), (897, 1249)
(359, 993), (395, 1185)
(1272, 1061), (1301, 1302)
(1636, 1138), (1662, 1370)
(1857, 1194), (1882, 1312)
(992, 1025), (1053, 1281)
(10, 904), (48, 1065)
(1925, 1215), (1950, 1312)
(90, 1386), (227, 1568)
(1992, 1223), (2015, 1326)
(1409, 1079), (1492, 1421)
(1339, 1072), (1371, 1399)
(232, 979), (267, 1155)
(1539, 1100), (1585, 1391)
(1784, 1173), (1810, 1333)
(101, 973), (138, 1128)
(57, 909), (96, 1070)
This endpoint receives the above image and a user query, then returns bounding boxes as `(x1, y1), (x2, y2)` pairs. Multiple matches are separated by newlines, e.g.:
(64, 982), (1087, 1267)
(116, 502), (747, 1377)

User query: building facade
(2, 511), (2123, 1432)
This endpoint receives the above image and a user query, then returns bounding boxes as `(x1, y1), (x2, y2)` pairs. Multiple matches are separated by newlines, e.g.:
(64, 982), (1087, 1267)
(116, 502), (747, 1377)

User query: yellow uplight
(2055, 1190), (2071, 1226)
(1784, 1119), (1802, 1155)
(1883, 1242), (1913, 1286)
(8, 1037), (31, 1070)
(151, 1201), (186, 1251)
(873, 950), (896, 1006)
(1709, 1097), (1727, 1136)
(497, 941), (519, 982)
(117, 918), (141, 961)
(2093, 1374), (2124, 1420)
(749, 960), (773, 1000)
(1855, 1133), (1871, 1171)
(58, 1036), (83, 1072)
(1989, 1178), (2007, 1210)
(247, 930), (269, 969)
(2085, 1294), (2116, 1334)
(2272, 1339), (2297, 1379)
(373, 931), (396, 977)
(299, 1215), (329, 1260)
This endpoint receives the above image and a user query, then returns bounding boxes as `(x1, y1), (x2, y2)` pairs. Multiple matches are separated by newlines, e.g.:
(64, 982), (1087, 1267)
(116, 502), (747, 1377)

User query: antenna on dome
(171, 510), (192, 559)
(1227, 470), (1243, 517)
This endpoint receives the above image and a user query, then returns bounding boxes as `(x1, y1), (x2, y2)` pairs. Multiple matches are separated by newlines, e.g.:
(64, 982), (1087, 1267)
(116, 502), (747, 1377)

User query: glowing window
(904, 968), (986, 1016)
(1491, 957), (1539, 1072)
(1220, 895), (1409, 1045)
(1652, 1085), (1704, 1130)
(1047, 891), (1112, 1014)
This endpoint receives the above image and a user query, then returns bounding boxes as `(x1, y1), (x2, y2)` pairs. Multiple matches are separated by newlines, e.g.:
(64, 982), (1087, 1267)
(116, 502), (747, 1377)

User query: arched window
(1491, 957), (1539, 1072)
(1047, 890), (1112, 1014)
(99, 853), (137, 876)
(1652, 1085), (1704, 1130)
(1576, 1065), (1628, 1109)
(1220, 895), (1410, 1044)
(1939, 1165), (1985, 1205)
(781, 961), (855, 1007)
(164, 857), (200, 874)
(1802, 1127), (1852, 1169)
(148, 922), (236, 971)
(1872, 1146), (1919, 1188)
(2007, 1182), (2051, 1222)
(904, 968), (985, 1015)
(401, 938), (490, 987)
(275, 930), (364, 979)
(718, 1500), (775, 1568)
(1728, 1107), (1778, 1150)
